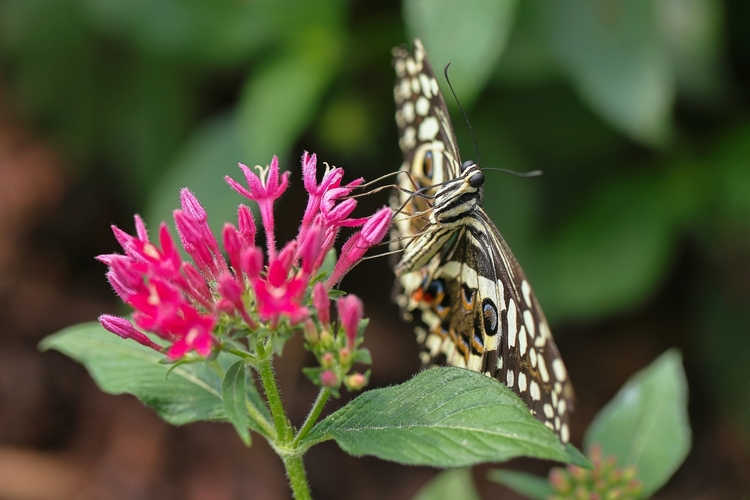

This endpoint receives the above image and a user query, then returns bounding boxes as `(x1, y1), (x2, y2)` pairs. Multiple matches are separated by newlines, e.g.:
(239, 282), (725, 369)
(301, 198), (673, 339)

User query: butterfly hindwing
(390, 39), (575, 443)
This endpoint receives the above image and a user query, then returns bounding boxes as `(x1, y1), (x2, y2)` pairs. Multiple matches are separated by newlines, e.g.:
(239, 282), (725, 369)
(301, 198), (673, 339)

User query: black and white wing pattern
(390, 40), (575, 443)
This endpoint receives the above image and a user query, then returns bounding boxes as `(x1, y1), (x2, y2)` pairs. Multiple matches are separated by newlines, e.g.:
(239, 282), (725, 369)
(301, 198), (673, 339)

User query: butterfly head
(461, 160), (484, 188)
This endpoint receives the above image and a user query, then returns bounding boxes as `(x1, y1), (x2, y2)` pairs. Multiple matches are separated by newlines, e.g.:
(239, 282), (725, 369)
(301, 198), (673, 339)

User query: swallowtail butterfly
(390, 40), (575, 443)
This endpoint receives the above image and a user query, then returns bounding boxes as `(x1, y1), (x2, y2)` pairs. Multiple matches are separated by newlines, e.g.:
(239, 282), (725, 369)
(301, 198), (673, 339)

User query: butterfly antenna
(481, 167), (543, 178)
(444, 63), (480, 166)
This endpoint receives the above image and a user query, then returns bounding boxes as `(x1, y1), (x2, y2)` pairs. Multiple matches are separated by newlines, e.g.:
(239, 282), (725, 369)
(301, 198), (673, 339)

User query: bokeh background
(0, 0), (749, 498)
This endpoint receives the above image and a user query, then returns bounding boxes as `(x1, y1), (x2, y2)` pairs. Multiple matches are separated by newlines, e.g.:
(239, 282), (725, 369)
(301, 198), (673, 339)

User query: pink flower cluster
(99, 153), (391, 360)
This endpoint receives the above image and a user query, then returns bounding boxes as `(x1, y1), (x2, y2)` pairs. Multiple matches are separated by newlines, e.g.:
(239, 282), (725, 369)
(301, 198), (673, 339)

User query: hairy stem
(293, 387), (330, 446)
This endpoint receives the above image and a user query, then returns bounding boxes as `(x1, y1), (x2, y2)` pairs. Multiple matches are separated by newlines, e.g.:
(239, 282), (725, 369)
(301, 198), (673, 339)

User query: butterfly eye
(469, 171), (485, 188)
(423, 151), (434, 179)
(461, 160), (474, 172)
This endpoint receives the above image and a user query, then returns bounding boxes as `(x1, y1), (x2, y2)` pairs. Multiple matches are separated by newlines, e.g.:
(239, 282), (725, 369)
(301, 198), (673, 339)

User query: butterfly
(389, 40), (575, 443)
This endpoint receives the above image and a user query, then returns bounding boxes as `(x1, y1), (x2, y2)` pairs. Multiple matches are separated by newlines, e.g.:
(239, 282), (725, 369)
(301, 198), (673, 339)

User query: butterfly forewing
(390, 40), (575, 443)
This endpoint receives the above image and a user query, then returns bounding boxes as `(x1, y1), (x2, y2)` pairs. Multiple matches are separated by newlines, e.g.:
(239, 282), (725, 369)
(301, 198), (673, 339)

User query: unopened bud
(344, 372), (367, 391)
(320, 329), (334, 348)
(320, 370), (339, 388)
(303, 319), (319, 345)
(338, 347), (351, 365)
(321, 352), (335, 369)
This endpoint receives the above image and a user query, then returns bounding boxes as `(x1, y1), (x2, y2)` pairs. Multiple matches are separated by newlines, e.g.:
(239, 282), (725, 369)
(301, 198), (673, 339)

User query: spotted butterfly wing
(390, 40), (575, 443)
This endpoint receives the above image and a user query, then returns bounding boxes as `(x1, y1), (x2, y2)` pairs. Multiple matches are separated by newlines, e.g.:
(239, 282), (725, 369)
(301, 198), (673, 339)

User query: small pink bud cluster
(98, 153), (391, 361)
(303, 284), (370, 394)
(548, 444), (644, 500)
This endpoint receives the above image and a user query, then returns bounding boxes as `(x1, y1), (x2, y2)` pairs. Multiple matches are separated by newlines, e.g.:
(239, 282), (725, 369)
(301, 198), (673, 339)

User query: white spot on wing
(418, 116), (440, 141)
(521, 280), (532, 307)
(406, 58), (416, 75)
(415, 96), (430, 116)
(558, 399), (567, 415)
(524, 309), (535, 338)
(506, 370), (514, 388)
(468, 354), (482, 371)
(529, 347), (537, 368)
(403, 101), (415, 123)
(538, 354), (549, 382)
(426, 333), (441, 356)
(419, 73), (433, 99)
(561, 423), (569, 443)
(507, 300), (517, 348)
(400, 79), (412, 100)
(401, 126), (416, 150)
(430, 78), (439, 97)
(543, 403), (554, 418)
(552, 358), (567, 381)
(411, 77), (420, 95)
(496, 356), (503, 370)
(518, 372), (527, 392)
(518, 325), (527, 355)
(530, 380), (541, 401)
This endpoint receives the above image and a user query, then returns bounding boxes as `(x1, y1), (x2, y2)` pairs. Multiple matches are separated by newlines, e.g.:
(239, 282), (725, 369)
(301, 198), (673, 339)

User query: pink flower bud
(326, 207), (392, 287)
(320, 370), (339, 388)
(241, 247), (264, 279)
(337, 295), (363, 350)
(312, 282), (330, 326)
(99, 315), (162, 351)
(180, 188), (207, 223)
(237, 205), (256, 246)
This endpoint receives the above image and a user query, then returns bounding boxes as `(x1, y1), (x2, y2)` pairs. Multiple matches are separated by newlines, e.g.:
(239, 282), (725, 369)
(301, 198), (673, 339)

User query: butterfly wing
(391, 40), (462, 242)
(411, 207), (575, 442)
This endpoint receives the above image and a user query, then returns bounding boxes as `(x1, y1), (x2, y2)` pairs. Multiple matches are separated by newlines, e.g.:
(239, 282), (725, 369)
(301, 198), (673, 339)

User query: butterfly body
(390, 40), (575, 443)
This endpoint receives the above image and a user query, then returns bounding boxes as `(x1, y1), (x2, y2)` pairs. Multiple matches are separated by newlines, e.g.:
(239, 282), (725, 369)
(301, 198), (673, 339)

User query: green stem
(293, 387), (330, 446)
(283, 454), (312, 500)
(256, 355), (293, 443)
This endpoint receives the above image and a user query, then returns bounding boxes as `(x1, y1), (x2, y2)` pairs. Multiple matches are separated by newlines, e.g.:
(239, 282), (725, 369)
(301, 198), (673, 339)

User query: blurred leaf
(495, 1), (558, 86)
(146, 112), (245, 240)
(537, 173), (675, 322)
(106, 57), (196, 199)
(318, 95), (373, 157)
(412, 469), (480, 500)
(403, 0), (519, 105)
(40, 322), (232, 425)
(584, 349), (691, 498)
(656, 0), (725, 102)
(544, 0), (674, 145)
(237, 27), (342, 167)
(715, 124), (750, 219)
(0, 0), (103, 160)
(222, 361), (251, 445)
(81, 0), (273, 66)
(304, 367), (588, 467)
(487, 469), (553, 500)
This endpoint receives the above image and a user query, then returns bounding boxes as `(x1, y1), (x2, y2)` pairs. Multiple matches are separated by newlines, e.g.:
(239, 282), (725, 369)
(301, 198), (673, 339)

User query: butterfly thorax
(396, 162), (484, 277)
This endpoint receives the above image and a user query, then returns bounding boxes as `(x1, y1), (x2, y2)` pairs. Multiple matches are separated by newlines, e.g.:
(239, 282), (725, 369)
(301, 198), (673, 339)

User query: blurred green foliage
(2, 0), (750, 434)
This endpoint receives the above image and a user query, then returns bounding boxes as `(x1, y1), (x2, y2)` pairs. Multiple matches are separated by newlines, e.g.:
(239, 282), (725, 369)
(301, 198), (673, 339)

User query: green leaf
(584, 349), (691, 498)
(222, 361), (251, 446)
(544, 0), (674, 145)
(304, 367), (586, 467)
(412, 469), (480, 500)
(41, 322), (232, 425)
(656, 0), (725, 102)
(536, 172), (674, 322)
(403, 0), (518, 105)
(487, 469), (554, 500)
